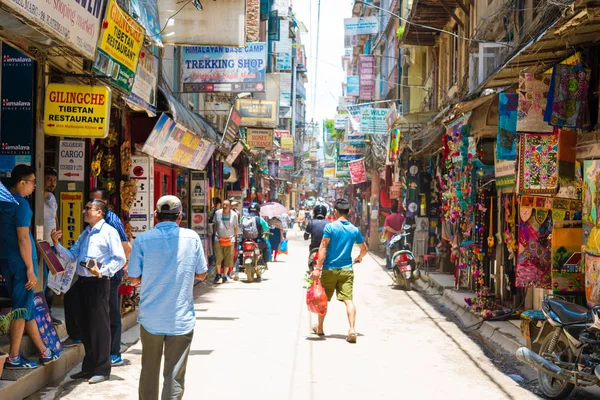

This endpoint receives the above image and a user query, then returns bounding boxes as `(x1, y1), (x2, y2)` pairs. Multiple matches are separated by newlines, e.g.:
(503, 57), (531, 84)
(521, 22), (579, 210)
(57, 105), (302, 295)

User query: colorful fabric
(585, 252), (600, 306)
(556, 129), (579, 199)
(517, 73), (553, 133)
(545, 64), (590, 129)
(518, 132), (559, 194)
(582, 160), (600, 250)
(551, 228), (584, 295)
(516, 211), (552, 289)
(496, 93), (518, 160)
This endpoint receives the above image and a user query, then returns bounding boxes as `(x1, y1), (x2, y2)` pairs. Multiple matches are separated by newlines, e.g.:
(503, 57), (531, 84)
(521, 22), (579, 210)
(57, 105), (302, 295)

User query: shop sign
(336, 159), (350, 178)
(191, 139), (216, 171)
(344, 17), (379, 36)
(247, 128), (273, 151)
(339, 142), (366, 160)
(181, 43), (267, 93)
(359, 55), (375, 101)
(272, 0), (289, 17)
(223, 108), (241, 151)
(0, 43), (33, 171)
(0, 0), (105, 60)
(280, 73), (292, 107)
(346, 103), (370, 130)
(58, 140), (85, 182)
(190, 171), (208, 236)
(129, 155), (154, 237)
(274, 130), (290, 138)
(390, 182), (402, 199)
(226, 142), (245, 165)
(495, 156), (516, 189)
(335, 114), (349, 130)
(236, 99), (278, 127)
(348, 159), (367, 184)
(347, 76), (360, 97)
(281, 136), (294, 153)
(276, 52), (292, 71)
(386, 103), (398, 130)
(125, 46), (158, 116)
(280, 153), (294, 170)
(324, 168), (336, 178)
(44, 84), (112, 138)
(360, 107), (388, 135)
(60, 192), (83, 248)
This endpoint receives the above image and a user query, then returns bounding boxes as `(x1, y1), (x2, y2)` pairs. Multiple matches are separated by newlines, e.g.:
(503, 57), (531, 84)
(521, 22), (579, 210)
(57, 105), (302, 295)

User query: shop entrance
(154, 163), (174, 207)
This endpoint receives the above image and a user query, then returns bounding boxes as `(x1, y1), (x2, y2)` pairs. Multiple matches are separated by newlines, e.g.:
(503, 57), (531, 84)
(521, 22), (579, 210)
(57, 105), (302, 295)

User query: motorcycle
(515, 294), (600, 399)
(239, 238), (266, 282)
(307, 248), (319, 276)
(389, 224), (419, 290)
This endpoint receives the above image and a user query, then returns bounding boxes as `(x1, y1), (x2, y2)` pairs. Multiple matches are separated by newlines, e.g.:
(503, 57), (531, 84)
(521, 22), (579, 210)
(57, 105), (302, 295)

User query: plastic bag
(306, 279), (328, 315)
(279, 239), (288, 254)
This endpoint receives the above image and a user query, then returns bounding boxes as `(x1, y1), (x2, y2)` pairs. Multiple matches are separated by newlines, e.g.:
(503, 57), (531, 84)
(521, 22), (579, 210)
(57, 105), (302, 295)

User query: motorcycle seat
(547, 298), (591, 324)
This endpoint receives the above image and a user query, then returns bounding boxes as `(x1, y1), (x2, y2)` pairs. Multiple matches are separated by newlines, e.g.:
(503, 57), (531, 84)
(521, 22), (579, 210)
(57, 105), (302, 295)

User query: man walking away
(289, 207), (296, 229)
(304, 205), (331, 251)
(128, 196), (208, 400)
(213, 200), (238, 283)
(311, 198), (368, 343)
(43, 167), (61, 324)
(383, 201), (405, 269)
(90, 188), (132, 367)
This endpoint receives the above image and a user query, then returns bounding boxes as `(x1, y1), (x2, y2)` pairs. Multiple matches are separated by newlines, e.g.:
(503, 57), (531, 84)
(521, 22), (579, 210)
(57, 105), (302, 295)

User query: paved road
(42, 230), (538, 399)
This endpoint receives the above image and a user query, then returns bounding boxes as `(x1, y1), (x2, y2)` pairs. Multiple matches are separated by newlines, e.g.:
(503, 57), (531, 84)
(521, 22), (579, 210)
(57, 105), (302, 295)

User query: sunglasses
(84, 206), (97, 211)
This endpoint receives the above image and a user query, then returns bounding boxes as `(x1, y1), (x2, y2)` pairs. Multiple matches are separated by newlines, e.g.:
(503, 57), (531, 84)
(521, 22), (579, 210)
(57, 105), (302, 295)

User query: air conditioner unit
(223, 167), (238, 183)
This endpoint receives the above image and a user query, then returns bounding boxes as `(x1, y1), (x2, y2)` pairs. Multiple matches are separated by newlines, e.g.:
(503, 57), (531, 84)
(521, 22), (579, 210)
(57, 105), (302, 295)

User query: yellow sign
(236, 99), (278, 127)
(60, 192), (83, 248)
(44, 84), (112, 138)
(246, 128), (273, 150)
(281, 136), (294, 152)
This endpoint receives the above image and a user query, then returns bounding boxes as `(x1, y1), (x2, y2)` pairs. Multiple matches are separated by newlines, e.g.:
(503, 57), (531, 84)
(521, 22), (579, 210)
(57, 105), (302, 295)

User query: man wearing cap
(213, 200), (239, 283)
(311, 198), (368, 343)
(128, 195), (208, 400)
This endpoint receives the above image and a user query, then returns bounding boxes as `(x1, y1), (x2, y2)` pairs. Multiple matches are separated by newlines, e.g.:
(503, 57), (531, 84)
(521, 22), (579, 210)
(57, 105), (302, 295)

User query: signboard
(324, 167), (336, 178)
(336, 159), (350, 178)
(348, 159), (367, 184)
(274, 130), (290, 138)
(0, 0), (105, 60)
(386, 103), (398, 130)
(182, 43), (267, 93)
(58, 140), (85, 182)
(93, 0), (144, 92)
(495, 148), (516, 190)
(339, 142), (366, 160)
(344, 48), (352, 58)
(0, 44), (33, 172)
(390, 182), (402, 199)
(236, 99), (278, 127)
(223, 108), (241, 150)
(130, 155), (154, 237)
(346, 76), (360, 97)
(346, 103), (370, 130)
(226, 142), (245, 165)
(47, 261), (76, 295)
(344, 17), (379, 36)
(359, 55), (376, 100)
(247, 128), (273, 150)
(33, 293), (62, 354)
(280, 153), (294, 170)
(281, 136), (294, 153)
(280, 73), (292, 107)
(276, 52), (292, 71)
(272, 0), (289, 17)
(44, 84), (111, 138)
(60, 192), (83, 248)
(125, 46), (158, 116)
(190, 139), (216, 171)
(190, 171), (208, 236)
(334, 114), (349, 130)
(360, 107), (388, 134)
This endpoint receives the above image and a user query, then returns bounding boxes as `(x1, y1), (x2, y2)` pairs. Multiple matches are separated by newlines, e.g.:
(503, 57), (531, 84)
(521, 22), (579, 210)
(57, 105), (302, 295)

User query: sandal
(346, 333), (357, 343)
(311, 324), (325, 336)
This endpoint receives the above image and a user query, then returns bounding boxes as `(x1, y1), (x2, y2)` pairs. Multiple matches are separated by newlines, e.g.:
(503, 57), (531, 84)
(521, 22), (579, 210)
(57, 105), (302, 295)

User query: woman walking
(268, 217), (284, 262)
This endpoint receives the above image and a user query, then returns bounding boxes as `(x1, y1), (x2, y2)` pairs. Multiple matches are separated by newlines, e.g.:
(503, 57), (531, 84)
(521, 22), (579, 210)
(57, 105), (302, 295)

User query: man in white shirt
(43, 167), (60, 324)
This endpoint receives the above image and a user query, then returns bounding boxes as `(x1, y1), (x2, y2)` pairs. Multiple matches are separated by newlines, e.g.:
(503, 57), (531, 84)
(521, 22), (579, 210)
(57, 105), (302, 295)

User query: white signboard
(129, 155), (154, 237)
(334, 114), (349, 130)
(344, 17), (380, 36)
(280, 73), (292, 107)
(346, 103), (371, 130)
(58, 140), (85, 182)
(272, 0), (289, 17)
(360, 108), (389, 134)
(1, 0), (105, 60)
(125, 47), (158, 116)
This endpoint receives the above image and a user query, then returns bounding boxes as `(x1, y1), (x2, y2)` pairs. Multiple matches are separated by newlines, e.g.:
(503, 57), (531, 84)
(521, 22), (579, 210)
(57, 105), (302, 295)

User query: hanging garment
(497, 93), (519, 160)
(518, 132), (559, 195)
(545, 64), (590, 129)
(551, 228), (584, 295)
(516, 73), (554, 133)
(516, 210), (553, 289)
(585, 252), (600, 306)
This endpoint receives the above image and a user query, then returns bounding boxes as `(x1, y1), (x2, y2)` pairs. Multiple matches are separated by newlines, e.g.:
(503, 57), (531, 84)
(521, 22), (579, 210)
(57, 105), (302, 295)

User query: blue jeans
(109, 276), (122, 356)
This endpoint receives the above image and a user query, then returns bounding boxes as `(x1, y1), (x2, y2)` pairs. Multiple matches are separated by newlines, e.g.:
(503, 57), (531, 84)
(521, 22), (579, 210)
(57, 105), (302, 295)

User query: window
(468, 43), (510, 91)
(451, 27), (459, 86)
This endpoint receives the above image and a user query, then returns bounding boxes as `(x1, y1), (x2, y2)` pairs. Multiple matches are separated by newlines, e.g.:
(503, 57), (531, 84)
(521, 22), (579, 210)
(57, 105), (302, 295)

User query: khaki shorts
(215, 242), (234, 269)
(320, 268), (354, 301)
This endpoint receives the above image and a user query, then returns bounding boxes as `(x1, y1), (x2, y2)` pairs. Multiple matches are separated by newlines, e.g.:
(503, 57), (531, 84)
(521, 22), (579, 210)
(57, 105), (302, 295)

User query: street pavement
(35, 228), (538, 400)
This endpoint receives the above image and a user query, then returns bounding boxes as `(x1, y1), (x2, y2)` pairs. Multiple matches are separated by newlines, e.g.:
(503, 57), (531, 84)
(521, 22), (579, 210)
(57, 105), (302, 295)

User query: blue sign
(347, 76), (360, 96)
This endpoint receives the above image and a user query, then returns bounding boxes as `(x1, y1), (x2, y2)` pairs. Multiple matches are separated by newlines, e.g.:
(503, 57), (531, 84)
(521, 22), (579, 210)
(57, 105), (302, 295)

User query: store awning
(157, 83), (219, 143)
(400, 0), (463, 46)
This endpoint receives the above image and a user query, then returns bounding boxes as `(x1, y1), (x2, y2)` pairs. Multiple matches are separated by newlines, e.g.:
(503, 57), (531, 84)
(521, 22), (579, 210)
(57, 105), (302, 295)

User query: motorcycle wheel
(393, 267), (411, 291)
(246, 265), (254, 282)
(537, 332), (575, 399)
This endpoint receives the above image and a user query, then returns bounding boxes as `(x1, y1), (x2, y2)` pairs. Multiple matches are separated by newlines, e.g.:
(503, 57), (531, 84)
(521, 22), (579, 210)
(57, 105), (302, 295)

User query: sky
(293, 0), (354, 127)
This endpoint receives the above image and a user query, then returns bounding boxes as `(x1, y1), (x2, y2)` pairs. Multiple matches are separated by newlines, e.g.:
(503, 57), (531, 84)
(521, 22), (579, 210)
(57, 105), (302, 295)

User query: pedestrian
(213, 199), (238, 283)
(0, 165), (61, 369)
(208, 197), (222, 266)
(51, 199), (126, 384)
(311, 198), (368, 343)
(304, 205), (330, 251)
(90, 187), (132, 367)
(383, 201), (405, 269)
(43, 167), (61, 325)
(128, 195), (207, 400)
(229, 200), (241, 279)
(289, 207), (296, 229)
(268, 217), (284, 261)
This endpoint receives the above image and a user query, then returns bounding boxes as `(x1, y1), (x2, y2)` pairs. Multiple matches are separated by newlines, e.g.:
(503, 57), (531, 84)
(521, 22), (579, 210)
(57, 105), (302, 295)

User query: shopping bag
(306, 279), (328, 315)
(279, 239), (288, 254)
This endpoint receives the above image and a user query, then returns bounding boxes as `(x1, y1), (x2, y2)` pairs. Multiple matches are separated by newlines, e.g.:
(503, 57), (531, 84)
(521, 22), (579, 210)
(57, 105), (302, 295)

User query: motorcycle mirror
(402, 224), (411, 230)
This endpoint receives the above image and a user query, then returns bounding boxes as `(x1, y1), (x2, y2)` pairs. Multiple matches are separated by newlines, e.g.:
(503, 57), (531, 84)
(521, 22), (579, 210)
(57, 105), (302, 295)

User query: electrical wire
(312, 0), (322, 118)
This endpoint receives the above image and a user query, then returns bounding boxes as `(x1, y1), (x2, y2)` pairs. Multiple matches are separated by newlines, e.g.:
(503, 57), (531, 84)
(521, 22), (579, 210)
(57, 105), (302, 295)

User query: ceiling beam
(437, 0), (464, 29)
(455, 0), (469, 15)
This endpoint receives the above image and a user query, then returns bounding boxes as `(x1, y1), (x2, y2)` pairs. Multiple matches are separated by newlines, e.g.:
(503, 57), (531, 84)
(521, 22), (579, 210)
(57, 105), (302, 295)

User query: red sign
(390, 182), (402, 199)
(274, 129), (290, 138)
(359, 55), (375, 101)
(348, 159), (367, 184)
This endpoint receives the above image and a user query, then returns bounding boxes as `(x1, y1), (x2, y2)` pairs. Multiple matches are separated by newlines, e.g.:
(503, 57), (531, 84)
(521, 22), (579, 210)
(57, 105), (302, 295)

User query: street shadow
(189, 350), (214, 356)
(195, 316), (239, 321)
(305, 333), (364, 341)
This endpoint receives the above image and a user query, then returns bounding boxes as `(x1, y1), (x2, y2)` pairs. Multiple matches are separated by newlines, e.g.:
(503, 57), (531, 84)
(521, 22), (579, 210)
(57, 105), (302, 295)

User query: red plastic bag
(306, 279), (328, 315)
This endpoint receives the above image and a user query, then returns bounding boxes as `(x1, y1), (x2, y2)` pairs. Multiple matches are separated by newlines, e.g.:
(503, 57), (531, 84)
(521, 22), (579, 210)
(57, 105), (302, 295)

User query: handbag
(218, 237), (232, 247)
(279, 239), (288, 254)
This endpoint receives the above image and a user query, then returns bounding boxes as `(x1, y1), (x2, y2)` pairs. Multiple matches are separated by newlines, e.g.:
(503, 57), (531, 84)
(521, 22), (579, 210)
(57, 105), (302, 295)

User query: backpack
(242, 216), (259, 239)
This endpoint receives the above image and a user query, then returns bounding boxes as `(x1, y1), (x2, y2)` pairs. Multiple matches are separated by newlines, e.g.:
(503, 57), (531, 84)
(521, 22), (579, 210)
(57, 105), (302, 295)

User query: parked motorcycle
(239, 239), (265, 282)
(389, 224), (419, 290)
(515, 294), (600, 399)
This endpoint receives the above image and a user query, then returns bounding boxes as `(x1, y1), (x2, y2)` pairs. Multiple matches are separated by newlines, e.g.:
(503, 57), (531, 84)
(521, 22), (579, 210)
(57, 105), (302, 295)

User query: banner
(274, 130), (290, 138)
(344, 17), (379, 36)
(281, 153), (294, 170)
(360, 107), (388, 134)
(125, 46), (158, 116)
(280, 73), (292, 107)
(336, 159), (350, 178)
(60, 192), (83, 248)
(222, 108), (241, 151)
(236, 99), (278, 127)
(346, 103), (370, 131)
(93, 0), (145, 92)
(347, 76), (360, 97)
(247, 128), (273, 150)
(339, 142), (365, 160)
(359, 55), (375, 101)
(281, 136), (294, 153)
(182, 43), (267, 93)
(334, 114), (349, 130)
(348, 159), (367, 184)
(226, 142), (245, 165)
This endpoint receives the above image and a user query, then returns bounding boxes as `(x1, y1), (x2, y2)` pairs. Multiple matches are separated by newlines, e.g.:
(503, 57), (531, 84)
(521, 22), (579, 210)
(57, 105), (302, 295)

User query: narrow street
(43, 231), (536, 400)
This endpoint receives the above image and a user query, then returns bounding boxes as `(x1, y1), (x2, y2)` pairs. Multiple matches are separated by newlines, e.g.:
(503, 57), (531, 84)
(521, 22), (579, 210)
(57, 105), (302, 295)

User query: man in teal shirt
(311, 198), (368, 343)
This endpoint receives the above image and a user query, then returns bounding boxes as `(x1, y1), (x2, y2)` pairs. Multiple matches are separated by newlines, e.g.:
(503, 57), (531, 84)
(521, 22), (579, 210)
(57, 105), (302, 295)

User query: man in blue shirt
(0, 165), (60, 369)
(311, 198), (368, 343)
(91, 187), (131, 367)
(51, 199), (126, 384)
(128, 195), (207, 400)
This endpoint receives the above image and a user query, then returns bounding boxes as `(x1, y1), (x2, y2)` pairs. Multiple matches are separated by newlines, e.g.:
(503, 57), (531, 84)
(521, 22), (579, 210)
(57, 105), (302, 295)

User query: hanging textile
(405, 160), (420, 218)
(551, 228), (584, 295)
(545, 64), (590, 129)
(413, 217), (429, 257)
(388, 129), (400, 161)
(517, 73), (553, 133)
(585, 252), (600, 306)
(516, 209), (553, 289)
(556, 128), (579, 199)
(518, 132), (559, 194)
(582, 160), (600, 249)
(496, 93), (519, 160)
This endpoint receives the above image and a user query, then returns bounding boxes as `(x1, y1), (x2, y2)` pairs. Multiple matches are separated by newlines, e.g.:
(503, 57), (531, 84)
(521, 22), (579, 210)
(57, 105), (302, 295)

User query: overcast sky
(293, 0), (354, 127)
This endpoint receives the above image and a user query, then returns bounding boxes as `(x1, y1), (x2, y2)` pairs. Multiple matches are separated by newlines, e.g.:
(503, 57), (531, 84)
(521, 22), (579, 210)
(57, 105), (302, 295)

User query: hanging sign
(360, 107), (388, 134)
(280, 153), (294, 170)
(236, 99), (278, 127)
(130, 156), (154, 237)
(60, 192), (83, 248)
(339, 142), (366, 160)
(222, 108), (241, 151)
(274, 130), (290, 138)
(190, 171), (208, 236)
(125, 46), (158, 116)
(348, 159), (367, 184)
(347, 76), (360, 97)
(58, 140), (85, 182)
(93, 0), (145, 92)
(335, 114), (349, 130)
(390, 182), (402, 199)
(281, 136), (294, 153)
(336, 159), (350, 178)
(225, 142), (245, 165)
(44, 84), (111, 138)
(247, 128), (273, 150)
(344, 17), (379, 36)
(359, 55), (375, 101)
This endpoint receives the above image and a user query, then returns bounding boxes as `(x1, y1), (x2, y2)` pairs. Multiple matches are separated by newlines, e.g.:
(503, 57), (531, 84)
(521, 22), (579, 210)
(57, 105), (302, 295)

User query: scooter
(389, 224), (420, 290)
(239, 239), (264, 282)
(307, 248), (319, 276)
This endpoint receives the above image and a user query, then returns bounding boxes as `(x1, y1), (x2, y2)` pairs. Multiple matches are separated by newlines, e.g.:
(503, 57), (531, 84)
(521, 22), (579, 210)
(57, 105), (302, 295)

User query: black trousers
(78, 277), (112, 377)
(64, 278), (81, 340)
(109, 275), (122, 356)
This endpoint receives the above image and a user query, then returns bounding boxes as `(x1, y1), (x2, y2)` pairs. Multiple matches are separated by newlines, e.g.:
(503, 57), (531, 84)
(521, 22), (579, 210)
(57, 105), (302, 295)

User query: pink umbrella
(260, 202), (287, 219)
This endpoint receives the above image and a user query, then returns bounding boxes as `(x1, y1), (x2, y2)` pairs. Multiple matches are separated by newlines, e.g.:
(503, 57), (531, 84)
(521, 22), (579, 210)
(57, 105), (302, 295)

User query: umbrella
(260, 202), (287, 219)
(0, 181), (17, 204)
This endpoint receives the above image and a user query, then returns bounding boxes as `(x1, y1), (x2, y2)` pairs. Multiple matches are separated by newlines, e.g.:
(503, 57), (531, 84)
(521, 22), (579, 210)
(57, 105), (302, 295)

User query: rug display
(518, 132), (559, 194)
(585, 252), (600, 306)
(545, 64), (590, 129)
(497, 93), (519, 160)
(516, 209), (553, 289)
(582, 160), (600, 249)
(517, 73), (554, 133)
(551, 228), (584, 295)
